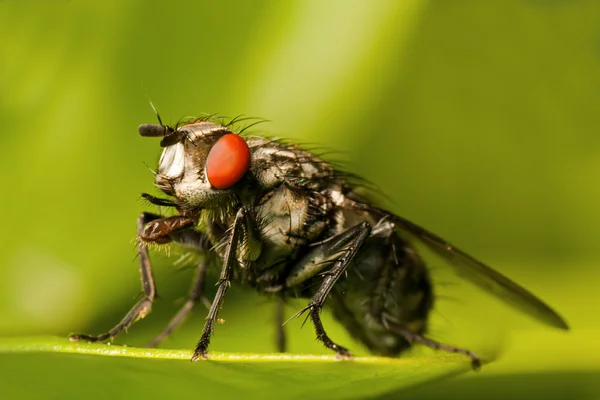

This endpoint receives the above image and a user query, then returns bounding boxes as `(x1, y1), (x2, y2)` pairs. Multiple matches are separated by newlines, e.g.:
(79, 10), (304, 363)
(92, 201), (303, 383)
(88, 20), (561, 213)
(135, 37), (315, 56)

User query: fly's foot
(334, 346), (353, 360)
(191, 337), (210, 361)
(68, 298), (153, 345)
(190, 350), (208, 362)
(470, 357), (482, 371)
(318, 335), (353, 360)
(310, 306), (353, 360)
(68, 333), (110, 343)
(383, 319), (484, 371)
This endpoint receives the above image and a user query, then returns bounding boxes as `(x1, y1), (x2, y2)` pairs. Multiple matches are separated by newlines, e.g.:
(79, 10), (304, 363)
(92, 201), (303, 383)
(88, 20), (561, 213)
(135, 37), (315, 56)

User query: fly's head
(139, 120), (251, 210)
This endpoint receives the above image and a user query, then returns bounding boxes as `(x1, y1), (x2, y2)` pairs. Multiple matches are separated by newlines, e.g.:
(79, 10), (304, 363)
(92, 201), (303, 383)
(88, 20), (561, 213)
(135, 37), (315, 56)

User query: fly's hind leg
(382, 317), (482, 370)
(69, 212), (195, 343)
(286, 222), (372, 358)
(370, 221), (482, 370)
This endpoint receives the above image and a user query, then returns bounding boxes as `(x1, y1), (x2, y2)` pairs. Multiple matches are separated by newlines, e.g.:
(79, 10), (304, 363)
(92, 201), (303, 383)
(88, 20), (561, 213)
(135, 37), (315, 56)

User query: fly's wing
(384, 211), (569, 330)
(342, 198), (570, 330)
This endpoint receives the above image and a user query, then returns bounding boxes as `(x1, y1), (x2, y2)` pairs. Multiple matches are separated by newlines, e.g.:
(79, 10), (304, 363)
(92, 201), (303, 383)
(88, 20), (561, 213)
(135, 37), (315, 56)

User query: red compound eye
(206, 134), (251, 189)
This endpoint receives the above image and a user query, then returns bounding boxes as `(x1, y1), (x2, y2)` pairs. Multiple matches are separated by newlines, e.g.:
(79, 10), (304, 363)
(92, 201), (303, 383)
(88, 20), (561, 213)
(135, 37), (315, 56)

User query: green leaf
(0, 336), (473, 399)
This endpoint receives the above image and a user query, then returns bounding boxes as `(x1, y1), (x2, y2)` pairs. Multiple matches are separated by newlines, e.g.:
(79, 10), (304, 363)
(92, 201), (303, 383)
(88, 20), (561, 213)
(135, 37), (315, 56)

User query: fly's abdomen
(329, 229), (434, 356)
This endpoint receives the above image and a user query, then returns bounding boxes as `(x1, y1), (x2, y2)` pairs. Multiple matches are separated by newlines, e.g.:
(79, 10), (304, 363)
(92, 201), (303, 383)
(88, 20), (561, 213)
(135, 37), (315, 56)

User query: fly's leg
(145, 227), (213, 347)
(141, 193), (177, 208)
(191, 207), (247, 361)
(69, 212), (194, 343)
(275, 297), (286, 353)
(371, 221), (482, 370)
(382, 317), (482, 370)
(288, 222), (371, 358)
(145, 258), (211, 348)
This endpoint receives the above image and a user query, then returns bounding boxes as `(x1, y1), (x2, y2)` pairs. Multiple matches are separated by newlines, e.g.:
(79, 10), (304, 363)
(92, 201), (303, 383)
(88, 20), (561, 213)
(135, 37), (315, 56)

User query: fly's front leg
(145, 228), (213, 347)
(191, 207), (247, 361)
(286, 222), (371, 358)
(69, 212), (194, 343)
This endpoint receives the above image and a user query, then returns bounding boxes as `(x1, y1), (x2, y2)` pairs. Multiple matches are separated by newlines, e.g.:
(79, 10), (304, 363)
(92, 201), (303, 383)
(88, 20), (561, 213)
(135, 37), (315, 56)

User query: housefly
(70, 114), (569, 369)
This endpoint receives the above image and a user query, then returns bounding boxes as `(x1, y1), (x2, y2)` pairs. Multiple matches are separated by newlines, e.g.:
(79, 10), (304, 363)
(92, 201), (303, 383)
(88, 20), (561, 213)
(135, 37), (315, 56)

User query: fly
(70, 113), (569, 370)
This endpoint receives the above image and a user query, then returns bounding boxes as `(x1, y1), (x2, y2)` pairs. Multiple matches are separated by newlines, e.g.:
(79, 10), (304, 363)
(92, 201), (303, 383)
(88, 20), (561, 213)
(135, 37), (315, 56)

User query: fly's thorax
(257, 185), (329, 246)
(251, 185), (331, 269)
(248, 138), (335, 190)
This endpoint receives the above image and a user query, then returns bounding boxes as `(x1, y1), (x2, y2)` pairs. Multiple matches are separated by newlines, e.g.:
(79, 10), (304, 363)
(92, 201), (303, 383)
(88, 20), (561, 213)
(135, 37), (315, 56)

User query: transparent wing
(346, 199), (570, 330)
(386, 212), (569, 330)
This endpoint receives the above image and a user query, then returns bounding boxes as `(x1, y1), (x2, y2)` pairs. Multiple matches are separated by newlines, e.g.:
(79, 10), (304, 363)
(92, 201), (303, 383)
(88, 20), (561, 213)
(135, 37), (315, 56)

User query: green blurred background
(1, 0), (599, 398)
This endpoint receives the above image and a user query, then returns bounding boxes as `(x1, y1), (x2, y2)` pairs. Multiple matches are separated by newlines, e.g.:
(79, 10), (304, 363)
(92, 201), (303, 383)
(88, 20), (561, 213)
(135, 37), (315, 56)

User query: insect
(70, 113), (569, 369)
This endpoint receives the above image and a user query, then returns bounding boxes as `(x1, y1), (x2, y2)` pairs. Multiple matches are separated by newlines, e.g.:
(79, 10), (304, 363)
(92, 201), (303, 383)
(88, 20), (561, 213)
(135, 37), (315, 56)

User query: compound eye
(206, 134), (250, 189)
